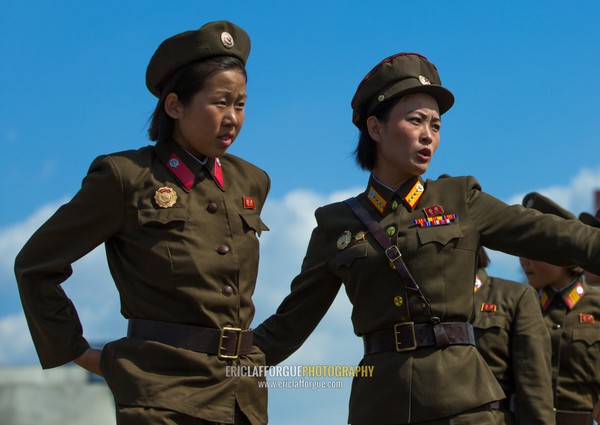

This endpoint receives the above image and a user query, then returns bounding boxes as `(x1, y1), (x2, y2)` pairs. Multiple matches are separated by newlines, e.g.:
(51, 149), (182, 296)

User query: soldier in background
(473, 247), (554, 425)
(520, 192), (600, 425)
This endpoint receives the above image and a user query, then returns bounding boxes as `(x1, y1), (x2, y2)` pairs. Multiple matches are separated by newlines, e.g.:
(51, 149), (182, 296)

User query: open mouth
(416, 148), (431, 162)
(218, 132), (234, 145)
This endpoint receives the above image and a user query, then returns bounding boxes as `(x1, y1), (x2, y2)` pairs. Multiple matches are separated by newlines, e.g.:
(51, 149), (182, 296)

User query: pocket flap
(472, 313), (506, 330)
(335, 242), (368, 268)
(138, 207), (189, 225)
(417, 224), (464, 246)
(572, 326), (600, 345)
(240, 212), (270, 236)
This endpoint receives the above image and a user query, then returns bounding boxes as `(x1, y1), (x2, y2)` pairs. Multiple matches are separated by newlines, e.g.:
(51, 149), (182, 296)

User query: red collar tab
(213, 157), (224, 189)
(167, 153), (195, 190)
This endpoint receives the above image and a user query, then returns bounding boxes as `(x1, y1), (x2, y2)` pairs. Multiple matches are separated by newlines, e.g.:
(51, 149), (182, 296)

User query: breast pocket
(416, 223), (464, 247)
(136, 207), (193, 277)
(138, 207), (189, 228)
(335, 241), (368, 269)
(571, 326), (600, 346)
(472, 314), (507, 332)
(472, 314), (509, 347)
(239, 212), (270, 237)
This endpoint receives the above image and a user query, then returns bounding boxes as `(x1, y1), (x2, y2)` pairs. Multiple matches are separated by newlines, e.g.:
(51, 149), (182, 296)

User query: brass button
(222, 285), (234, 296)
(217, 245), (230, 255)
(207, 202), (218, 213)
(391, 200), (399, 211)
(393, 295), (403, 307)
(386, 226), (396, 237)
(420, 302), (427, 309)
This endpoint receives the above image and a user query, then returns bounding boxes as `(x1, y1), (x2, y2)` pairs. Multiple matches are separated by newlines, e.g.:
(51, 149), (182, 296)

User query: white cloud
(504, 166), (600, 214)
(490, 166), (600, 282)
(2, 167), (600, 366)
(0, 314), (38, 365)
(0, 199), (67, 282)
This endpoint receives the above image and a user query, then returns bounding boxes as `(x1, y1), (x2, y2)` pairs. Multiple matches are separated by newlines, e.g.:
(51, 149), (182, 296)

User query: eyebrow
(411, 110), (441, 121)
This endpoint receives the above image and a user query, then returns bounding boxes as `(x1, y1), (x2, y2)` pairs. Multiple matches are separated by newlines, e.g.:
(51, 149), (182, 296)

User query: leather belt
(555, 410), (593, 425)
(363, 322), (475, 354)
(127, 318), (253, 360)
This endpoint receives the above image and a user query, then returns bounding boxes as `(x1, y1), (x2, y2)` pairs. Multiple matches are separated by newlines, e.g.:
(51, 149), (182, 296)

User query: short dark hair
(148, 56), (247, 143)
(353, 96), (402, 171)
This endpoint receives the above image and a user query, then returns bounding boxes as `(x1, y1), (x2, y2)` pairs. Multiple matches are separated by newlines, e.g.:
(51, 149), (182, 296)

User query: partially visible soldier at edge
(520, 192), (600, 425)
(579, 208), (600, 287)
(473, 247), (554, 425)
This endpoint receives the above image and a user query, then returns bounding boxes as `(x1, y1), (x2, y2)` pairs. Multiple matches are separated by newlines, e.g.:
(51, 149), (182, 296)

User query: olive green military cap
(351, 53), (455, 127)
(522, 192), (576, 219)
(146, 20), (251, 98)
(579, 209), (600, 227)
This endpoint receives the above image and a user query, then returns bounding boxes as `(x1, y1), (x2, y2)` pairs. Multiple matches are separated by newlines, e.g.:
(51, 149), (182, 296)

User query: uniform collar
(364, 175), (425, 215)
(539, 278), (586, 311)
(156, 142), (224, 191)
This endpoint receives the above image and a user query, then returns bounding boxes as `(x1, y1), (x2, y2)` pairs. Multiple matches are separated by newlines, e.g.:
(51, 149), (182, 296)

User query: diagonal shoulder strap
(344, 197), (437, 323)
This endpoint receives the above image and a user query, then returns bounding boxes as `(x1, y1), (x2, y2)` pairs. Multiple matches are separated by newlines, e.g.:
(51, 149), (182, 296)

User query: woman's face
(369, 93), (441, 187)
(519, 257), (573, 290)
(168, 69), (246, 158)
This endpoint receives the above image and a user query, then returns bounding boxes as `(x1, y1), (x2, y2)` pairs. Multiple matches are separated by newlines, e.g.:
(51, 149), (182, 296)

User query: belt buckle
(393, 322), (417, 352)
(218, 327), (243, 360)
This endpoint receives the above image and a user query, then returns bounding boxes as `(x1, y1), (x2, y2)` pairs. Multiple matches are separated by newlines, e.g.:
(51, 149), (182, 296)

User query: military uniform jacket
(253, 175), (600, 424)
(538, 280), (600, 412)
(472, 269), (554, 425)
(15, 141), (270, 424)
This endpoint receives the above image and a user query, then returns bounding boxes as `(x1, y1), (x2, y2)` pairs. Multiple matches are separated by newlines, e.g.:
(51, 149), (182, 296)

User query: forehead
(395, 93), (440, 115)
(202, 69), (247, 92)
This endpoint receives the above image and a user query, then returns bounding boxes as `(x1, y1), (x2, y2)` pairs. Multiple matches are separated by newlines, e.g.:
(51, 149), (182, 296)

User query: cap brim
(383, 79), (455, 115)
(579, 212), (600, 227)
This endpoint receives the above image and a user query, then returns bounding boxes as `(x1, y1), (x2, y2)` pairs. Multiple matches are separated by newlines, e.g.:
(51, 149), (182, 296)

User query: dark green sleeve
(465, 176), (600, 274)
(14, 155), (125, 369)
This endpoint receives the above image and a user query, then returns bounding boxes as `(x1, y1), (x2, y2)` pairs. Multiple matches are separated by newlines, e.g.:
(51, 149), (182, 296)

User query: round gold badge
(337, 230), (352, 250)
(154, 187), (177, 208)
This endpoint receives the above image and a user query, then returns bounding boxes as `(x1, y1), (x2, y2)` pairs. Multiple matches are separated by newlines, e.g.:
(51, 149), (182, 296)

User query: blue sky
(2, 1), (600, 423)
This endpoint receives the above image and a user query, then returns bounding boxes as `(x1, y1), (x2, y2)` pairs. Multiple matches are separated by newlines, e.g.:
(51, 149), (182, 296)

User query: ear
(366, 116), (382, 142)
(164, 93), (182, 119)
